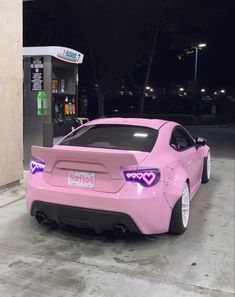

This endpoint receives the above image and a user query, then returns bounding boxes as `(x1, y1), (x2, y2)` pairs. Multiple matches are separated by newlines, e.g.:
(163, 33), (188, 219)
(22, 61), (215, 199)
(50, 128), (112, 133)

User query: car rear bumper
(31, 201), (141, 234)
(26, 173), (173, 235)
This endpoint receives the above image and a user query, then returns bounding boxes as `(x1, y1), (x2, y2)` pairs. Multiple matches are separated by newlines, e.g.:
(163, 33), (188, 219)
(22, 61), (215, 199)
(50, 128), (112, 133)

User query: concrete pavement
(0, 155), (234, 297)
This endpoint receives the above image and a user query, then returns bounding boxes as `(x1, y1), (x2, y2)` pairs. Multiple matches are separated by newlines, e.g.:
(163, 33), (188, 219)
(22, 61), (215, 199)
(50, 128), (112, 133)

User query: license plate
(67, 171), (95, 188)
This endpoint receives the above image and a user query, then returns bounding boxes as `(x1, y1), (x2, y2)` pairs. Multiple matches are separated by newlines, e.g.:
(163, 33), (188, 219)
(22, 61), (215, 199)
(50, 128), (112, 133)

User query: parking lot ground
(186, 126), (235, 159)
(0, 155), (234, 297)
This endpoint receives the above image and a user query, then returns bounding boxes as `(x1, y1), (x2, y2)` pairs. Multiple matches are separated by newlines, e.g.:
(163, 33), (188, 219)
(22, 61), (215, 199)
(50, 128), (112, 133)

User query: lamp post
(194, 43), (207, 81)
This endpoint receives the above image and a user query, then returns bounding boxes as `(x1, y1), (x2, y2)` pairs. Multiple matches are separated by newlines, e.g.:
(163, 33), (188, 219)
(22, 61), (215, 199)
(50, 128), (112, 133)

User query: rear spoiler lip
(53, 144), (145, 153)
(32, 144), (144, 157)
(31, 145), (141, 178)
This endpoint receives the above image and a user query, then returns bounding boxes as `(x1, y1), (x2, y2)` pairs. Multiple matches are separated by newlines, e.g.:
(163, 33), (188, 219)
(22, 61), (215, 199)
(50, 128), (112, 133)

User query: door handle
(187, 160), (193, 165)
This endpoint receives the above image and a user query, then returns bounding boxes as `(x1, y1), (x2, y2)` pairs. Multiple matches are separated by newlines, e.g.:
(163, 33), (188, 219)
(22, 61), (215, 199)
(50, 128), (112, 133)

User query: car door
(170, 126), (203, 193)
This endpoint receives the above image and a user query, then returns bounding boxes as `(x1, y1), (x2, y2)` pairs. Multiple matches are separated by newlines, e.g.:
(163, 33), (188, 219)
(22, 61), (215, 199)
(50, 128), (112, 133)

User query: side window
(170, 127), (194, 151)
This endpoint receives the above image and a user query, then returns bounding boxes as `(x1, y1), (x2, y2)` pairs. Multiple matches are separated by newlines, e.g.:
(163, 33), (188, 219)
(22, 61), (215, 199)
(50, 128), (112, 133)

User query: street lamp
(194, 43), (207, 81)
(198, 43), (207, 48)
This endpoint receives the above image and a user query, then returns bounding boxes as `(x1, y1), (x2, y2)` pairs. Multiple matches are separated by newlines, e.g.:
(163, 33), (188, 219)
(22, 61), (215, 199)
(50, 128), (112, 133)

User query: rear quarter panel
(140, 122), (189, 209)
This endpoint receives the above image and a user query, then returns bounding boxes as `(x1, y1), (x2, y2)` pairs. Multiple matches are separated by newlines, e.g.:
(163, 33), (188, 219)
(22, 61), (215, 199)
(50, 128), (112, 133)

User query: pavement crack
(0, 197), (25, 208)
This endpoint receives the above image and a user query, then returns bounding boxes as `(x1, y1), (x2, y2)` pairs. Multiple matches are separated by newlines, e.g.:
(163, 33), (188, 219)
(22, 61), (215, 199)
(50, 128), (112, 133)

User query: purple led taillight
(30, 159), (45, 174)
(124, 169), (161, 187)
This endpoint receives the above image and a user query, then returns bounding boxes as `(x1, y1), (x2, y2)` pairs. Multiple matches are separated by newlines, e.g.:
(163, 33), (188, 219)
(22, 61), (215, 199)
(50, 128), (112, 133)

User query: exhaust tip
(35, 211), (46, 224)
(35, 211), (58, 229)
(113, 223), (128, 236)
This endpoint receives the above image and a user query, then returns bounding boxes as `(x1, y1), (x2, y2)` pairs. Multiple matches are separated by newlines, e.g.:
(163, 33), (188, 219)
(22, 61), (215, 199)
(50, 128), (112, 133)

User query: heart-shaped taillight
(30, 159), (45, 174)
(124, 169), (160, 187)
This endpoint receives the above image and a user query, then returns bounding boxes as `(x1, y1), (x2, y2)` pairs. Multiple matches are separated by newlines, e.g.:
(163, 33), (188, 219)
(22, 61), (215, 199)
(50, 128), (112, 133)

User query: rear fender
(164, 164), (188, 209)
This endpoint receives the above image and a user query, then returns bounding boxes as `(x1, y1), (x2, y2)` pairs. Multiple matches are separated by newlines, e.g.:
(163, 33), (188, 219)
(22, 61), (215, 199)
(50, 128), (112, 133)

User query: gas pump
(23, 46), (84, 166)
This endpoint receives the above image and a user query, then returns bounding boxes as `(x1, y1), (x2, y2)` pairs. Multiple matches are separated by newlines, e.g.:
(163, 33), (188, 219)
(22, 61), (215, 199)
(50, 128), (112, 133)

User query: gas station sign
(24, 46), (84, 64)
(57, 49), (81, 63)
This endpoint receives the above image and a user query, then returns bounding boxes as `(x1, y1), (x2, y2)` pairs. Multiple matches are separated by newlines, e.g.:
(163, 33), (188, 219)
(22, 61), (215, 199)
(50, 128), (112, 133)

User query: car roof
(86, 117), (168, 130)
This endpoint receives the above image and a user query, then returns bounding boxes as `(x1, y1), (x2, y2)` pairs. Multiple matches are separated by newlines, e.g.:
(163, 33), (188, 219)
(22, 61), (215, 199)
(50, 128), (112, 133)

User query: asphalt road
(186, 126), (235, 159)
(0, 127), (234, 297)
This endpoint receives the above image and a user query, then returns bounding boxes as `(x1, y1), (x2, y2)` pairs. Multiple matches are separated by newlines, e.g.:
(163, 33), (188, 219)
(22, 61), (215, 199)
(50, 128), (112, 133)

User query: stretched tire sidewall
(202, 152), (211, 183)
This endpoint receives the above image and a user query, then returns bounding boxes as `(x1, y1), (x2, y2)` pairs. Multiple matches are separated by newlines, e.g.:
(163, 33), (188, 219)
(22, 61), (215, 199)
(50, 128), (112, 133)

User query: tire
(169, 182), (190, 235)
(201, 152), (211, 184)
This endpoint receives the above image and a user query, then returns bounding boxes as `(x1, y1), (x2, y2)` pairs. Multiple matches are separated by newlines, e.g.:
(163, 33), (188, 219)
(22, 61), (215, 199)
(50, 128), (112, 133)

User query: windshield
(59, 124), (158, 152)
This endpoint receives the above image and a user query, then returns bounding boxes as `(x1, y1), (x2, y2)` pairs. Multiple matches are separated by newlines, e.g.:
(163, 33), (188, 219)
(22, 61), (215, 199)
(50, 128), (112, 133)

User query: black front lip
(31, 201), (141, 234)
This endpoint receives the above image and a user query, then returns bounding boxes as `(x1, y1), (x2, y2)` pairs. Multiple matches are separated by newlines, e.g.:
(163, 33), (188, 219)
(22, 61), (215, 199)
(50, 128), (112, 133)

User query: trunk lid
(32, 145), (148, 193)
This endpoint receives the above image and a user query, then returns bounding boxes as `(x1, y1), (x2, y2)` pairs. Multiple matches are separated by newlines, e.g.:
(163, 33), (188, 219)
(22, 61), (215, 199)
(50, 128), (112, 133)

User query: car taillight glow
(30, 159), (45, 174)
(124, 169), (160, 187)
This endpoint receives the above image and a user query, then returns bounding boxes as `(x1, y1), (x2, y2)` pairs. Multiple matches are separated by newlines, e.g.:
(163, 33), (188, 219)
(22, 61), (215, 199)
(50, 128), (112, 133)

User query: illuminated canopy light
(179, 87), (184, 91)
(220, 89), (226, 93)
(201, 89), (206, 92)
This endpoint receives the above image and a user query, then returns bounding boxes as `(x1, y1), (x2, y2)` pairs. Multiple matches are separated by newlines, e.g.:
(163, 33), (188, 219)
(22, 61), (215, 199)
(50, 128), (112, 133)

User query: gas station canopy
(23, 46), (84, 64)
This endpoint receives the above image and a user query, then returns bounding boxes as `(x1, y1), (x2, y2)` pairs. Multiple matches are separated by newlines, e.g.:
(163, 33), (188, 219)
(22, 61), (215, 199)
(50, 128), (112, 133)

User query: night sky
(24, 0), (235, 92)
(152, 12), (235, 89)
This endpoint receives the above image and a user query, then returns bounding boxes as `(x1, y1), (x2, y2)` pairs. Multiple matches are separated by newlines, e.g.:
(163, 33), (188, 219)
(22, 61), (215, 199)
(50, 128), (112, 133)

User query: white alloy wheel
(181, 183), (190, 228)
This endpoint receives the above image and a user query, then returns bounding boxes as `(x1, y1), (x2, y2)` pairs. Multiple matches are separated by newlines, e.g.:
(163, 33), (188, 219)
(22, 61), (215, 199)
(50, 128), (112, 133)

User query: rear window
(59, 124), (158, 152)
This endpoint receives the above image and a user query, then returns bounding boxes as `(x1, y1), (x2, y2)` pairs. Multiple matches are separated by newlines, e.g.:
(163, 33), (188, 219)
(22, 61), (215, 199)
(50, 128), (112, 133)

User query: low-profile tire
(169, 182), (190, 235)
(201, 152), (211, 184)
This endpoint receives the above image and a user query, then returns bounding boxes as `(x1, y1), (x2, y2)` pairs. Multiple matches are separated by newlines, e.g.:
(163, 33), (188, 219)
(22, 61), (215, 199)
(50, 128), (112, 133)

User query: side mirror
(195, 136), (207, 148)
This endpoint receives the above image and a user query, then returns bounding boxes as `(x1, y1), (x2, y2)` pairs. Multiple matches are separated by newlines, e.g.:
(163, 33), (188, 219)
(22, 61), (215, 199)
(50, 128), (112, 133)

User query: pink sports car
(26, 118), (211, 235)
